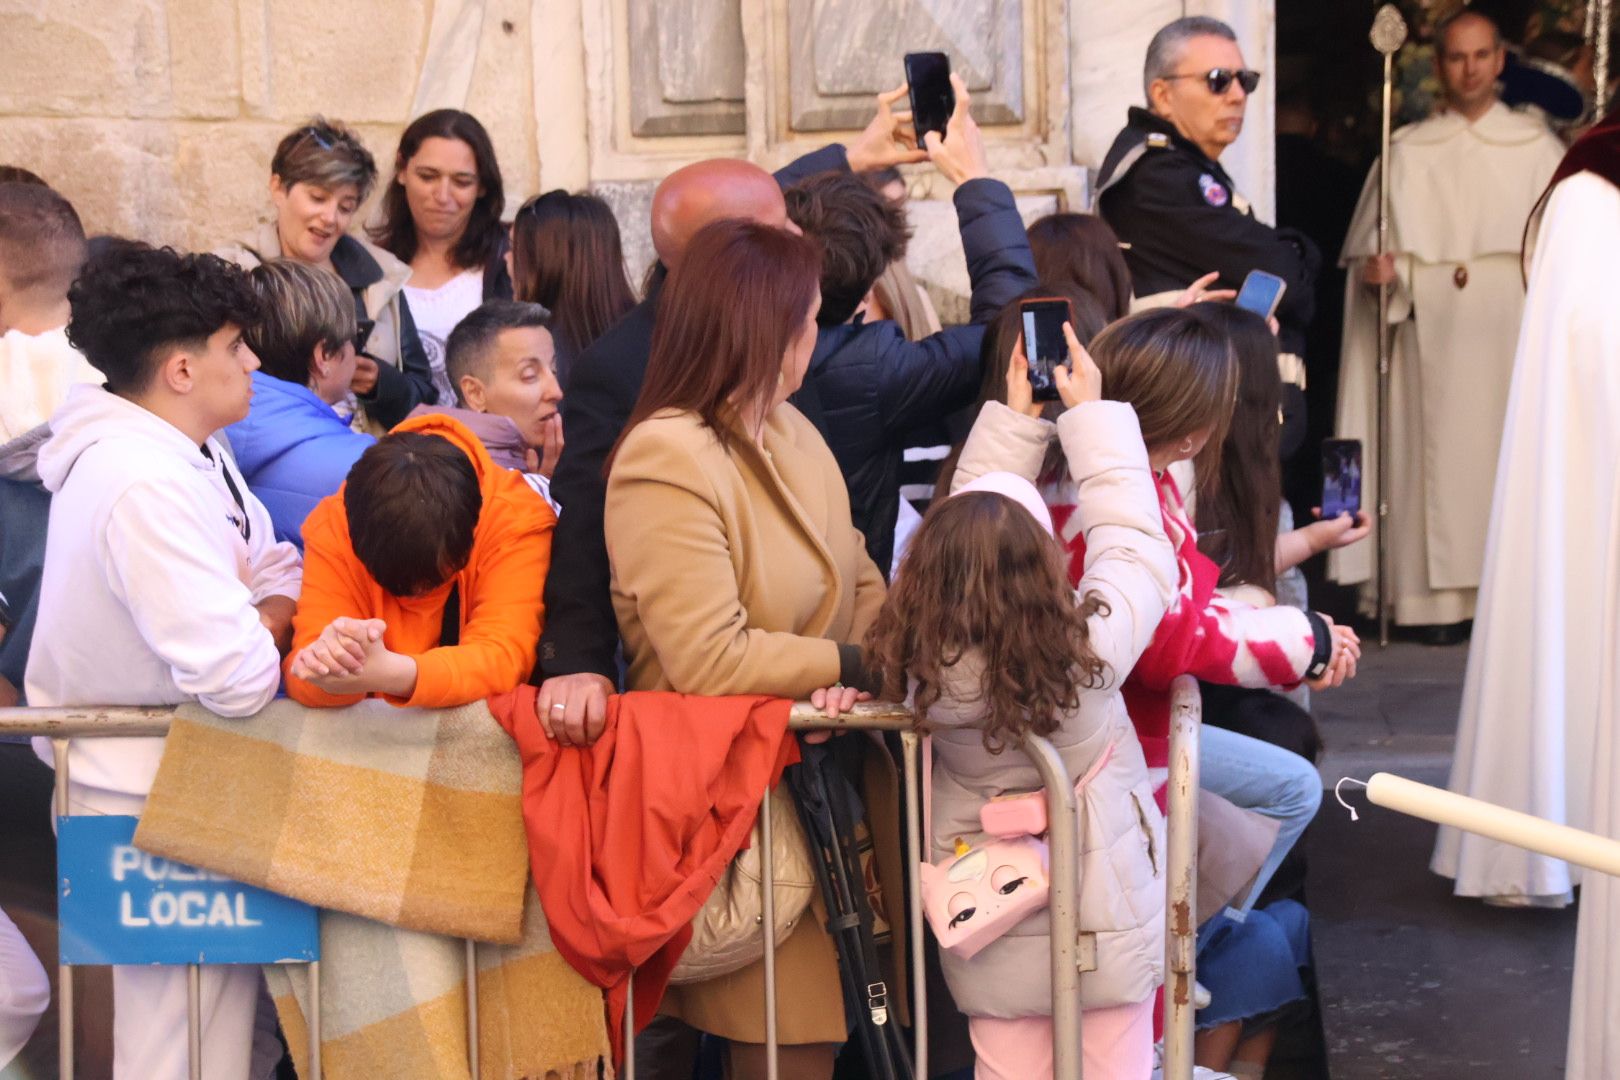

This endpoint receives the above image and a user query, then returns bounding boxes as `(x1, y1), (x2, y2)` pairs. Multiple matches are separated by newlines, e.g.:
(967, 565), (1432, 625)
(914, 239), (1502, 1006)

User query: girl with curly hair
(865, 327), (1179, 1079)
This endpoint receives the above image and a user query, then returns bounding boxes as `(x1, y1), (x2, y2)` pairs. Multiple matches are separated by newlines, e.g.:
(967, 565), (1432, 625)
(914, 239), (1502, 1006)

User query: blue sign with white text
(57, 815), (319, 966)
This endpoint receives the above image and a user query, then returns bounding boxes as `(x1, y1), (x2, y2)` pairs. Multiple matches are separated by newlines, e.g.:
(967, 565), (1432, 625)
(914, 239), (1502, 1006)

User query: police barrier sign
(58, 815), (319, 965)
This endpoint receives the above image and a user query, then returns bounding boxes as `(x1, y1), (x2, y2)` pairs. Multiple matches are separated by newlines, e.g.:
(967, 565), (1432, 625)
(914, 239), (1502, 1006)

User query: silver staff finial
(1370, 4), (1409, 56)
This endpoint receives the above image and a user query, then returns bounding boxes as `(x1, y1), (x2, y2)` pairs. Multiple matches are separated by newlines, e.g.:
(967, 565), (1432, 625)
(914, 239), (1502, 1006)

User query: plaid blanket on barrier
(135, 699), (611, 1079)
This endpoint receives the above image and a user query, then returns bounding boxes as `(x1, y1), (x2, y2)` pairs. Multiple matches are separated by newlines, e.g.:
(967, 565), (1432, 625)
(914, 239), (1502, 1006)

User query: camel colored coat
(605, 403), (894, 1045)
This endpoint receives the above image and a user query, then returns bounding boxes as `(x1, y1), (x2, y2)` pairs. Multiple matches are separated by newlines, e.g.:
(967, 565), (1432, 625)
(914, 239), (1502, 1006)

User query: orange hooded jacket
(285, 413), (555, 708)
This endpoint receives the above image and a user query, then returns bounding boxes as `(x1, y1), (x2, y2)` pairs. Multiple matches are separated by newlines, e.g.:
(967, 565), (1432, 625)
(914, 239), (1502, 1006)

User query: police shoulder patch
(1198, 173), (1229, 207)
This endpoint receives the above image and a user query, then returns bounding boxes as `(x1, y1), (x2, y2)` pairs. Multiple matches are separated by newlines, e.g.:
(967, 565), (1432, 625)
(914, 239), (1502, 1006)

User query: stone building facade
(0, 0), (1274, 316)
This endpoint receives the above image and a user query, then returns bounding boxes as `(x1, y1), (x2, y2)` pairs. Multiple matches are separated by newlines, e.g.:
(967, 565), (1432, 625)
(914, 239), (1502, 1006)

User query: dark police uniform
(1097, 106), (1320, 457)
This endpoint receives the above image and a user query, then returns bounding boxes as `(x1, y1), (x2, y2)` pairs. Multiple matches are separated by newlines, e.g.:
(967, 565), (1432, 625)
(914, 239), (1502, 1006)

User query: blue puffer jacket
(224, 372), (374, 548)
(802, 177), (1037, 572)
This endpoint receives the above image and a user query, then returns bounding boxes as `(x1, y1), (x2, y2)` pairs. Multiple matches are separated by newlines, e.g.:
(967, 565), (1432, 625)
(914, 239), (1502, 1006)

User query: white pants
(65, 783), (265, 1080)
(0, 905), (49, 1069)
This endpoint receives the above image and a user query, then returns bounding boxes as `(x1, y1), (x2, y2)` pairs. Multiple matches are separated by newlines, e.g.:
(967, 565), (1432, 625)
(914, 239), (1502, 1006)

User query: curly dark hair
(864, 490), (1110, 754)
(784, 170), (911, 326)
(344, 431), (482, 597)
(66, 240), (262, 394)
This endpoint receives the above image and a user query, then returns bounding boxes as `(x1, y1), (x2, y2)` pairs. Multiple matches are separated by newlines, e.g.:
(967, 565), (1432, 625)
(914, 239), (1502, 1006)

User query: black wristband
(1304, 610), (1333, 680)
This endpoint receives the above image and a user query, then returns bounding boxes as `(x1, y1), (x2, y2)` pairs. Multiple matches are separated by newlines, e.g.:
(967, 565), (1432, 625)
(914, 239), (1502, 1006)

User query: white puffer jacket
(928, 400), (1177, 1017)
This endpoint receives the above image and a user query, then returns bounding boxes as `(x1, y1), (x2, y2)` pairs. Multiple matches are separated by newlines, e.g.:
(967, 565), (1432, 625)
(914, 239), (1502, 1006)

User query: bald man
(535, 95), (927, 742)
(1332, 8), (1563, 639)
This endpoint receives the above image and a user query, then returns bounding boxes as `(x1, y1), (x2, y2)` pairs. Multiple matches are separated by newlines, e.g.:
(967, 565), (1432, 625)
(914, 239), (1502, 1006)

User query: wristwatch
(1304, 611), (1334, 680)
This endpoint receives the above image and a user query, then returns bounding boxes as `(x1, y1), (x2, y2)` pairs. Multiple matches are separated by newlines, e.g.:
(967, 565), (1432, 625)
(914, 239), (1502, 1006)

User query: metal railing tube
(1019, 734), (1083, 1078)
(1163, 676), (1202, 1080)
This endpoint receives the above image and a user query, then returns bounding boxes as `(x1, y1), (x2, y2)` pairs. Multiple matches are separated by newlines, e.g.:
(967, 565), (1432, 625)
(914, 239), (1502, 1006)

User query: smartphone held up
(1235, 270), (1287, 321)
(1321, 439), (1362, 519)
(1021, 297), (1072, 403)
(904, 52), (954, 143)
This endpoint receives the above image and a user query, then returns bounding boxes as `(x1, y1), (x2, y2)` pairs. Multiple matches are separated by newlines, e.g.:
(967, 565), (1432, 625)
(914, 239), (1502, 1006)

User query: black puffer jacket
(803, 177), (1037, 572)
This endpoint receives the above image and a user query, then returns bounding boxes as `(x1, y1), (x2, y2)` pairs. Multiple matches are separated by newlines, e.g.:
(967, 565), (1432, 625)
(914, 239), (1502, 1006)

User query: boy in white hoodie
(26, 240), (302, 1080)
(0, 181), (103, 439)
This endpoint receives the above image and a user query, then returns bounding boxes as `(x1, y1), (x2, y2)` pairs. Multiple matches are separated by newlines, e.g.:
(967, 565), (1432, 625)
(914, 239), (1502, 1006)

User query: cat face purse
(919, 738), (1052, 959)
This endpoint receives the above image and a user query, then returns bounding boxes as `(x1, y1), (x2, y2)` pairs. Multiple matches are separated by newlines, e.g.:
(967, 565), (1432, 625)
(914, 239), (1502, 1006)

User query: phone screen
(1235, 271), (1287, 320)
(904, 52), (954, 143)
(1321, 439), (1363, 519)
(1021, 299), (1072, 403)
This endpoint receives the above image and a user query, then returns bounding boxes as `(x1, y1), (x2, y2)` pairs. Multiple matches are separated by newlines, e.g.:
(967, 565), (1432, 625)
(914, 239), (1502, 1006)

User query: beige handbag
(670, 787), (817, 984)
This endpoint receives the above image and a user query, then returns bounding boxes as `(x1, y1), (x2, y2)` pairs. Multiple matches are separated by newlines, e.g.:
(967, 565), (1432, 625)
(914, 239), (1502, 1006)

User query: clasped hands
(288, 616), (417, 697)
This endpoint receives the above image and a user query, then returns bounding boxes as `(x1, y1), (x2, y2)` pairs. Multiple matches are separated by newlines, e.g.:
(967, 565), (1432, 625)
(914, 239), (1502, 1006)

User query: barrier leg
(465, 939), (480, 1079)
(1022, 736), (1082, 1078)
(623, 970), (636, 1080)
(306, 960), (322, 1080)
(187, 964), (202, 1080)
(900, 731), (927, 1079)
(51, 738), (73, 1080)
(760, 787), (779, 1080)
(1163, 677), (1201, 1080)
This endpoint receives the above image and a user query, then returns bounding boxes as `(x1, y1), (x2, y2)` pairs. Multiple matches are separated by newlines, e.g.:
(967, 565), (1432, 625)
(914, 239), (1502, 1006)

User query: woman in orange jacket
(285, 411), (554, 707)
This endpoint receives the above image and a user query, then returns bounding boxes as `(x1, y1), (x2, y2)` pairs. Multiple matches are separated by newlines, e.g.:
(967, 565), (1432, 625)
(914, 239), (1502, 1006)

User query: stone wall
(0, 0), (1276, 315)
(0, 0), (550, 252)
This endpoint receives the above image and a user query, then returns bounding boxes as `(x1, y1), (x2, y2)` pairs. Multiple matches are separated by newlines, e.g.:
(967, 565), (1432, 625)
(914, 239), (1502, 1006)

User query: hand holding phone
(1320, 438), (1362, 519)
(846, 84), (929, 173)
(904, 52), (954, 143)
(1020, 298), (1073, 403)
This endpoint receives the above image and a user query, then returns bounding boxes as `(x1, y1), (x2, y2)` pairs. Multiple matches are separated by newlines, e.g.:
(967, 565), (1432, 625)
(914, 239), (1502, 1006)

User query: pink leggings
(968, 997), (1155, 1080)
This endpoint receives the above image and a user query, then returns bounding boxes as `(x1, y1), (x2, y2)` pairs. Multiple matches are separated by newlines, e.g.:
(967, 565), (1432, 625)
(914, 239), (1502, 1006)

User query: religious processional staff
(1330, 9), (1563, 641)
(1096, 17), (1320, 372)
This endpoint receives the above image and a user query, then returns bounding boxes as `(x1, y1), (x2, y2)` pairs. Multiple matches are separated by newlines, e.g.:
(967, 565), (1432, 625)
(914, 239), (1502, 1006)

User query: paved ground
(1305, 640), (1578, 1079)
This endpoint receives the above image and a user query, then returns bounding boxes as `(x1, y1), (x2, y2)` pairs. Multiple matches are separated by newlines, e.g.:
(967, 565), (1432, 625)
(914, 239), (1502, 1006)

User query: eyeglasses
(1163, 68), (1262, 95)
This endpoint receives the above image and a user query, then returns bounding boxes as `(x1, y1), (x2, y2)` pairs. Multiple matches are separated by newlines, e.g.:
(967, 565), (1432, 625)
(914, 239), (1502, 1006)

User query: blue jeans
(1199, 723), (1321, 915)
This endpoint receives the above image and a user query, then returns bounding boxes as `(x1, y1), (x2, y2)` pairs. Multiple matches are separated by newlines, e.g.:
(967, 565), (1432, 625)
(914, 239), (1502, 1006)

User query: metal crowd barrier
(3, 683), (1203, 1080)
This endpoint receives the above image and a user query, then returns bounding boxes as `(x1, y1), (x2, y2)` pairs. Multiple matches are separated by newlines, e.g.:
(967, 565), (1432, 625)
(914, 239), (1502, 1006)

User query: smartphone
(904, 52), (954, 144)
(1235, 270), (1287, 321)
(1021, 297), (1073, 403)
(354, 318), (377, 355)
(1321, 439), (1363, 519)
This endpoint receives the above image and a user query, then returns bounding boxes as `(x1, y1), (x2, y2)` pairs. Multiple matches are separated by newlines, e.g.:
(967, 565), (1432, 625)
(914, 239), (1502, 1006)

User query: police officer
(1096, 16), (1320, 369)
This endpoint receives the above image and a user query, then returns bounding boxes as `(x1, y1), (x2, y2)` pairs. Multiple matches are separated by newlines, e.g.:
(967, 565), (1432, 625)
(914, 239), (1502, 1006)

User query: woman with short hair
(508, 189), (634, 387)
(217, 117), (436, 432)
(224, 258), (374, 547)
(370, 109), (513, 404)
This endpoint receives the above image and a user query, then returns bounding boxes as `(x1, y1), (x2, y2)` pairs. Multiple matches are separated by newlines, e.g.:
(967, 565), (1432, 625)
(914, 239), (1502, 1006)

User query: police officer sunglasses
(1164, 68), (1262, 95)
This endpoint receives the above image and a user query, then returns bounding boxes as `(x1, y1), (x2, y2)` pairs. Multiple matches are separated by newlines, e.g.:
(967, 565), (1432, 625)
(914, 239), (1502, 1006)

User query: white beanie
(951, 471), (1055, 537)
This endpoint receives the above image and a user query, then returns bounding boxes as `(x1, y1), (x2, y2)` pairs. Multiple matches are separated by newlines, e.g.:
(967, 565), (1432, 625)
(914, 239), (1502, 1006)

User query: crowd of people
(16, 8), (1594, 1079)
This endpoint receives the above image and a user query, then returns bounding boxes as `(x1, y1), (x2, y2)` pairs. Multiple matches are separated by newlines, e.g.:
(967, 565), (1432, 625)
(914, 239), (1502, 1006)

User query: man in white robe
(1424, 107), (1620, 1074)
(1330, 11), (1564, 634)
